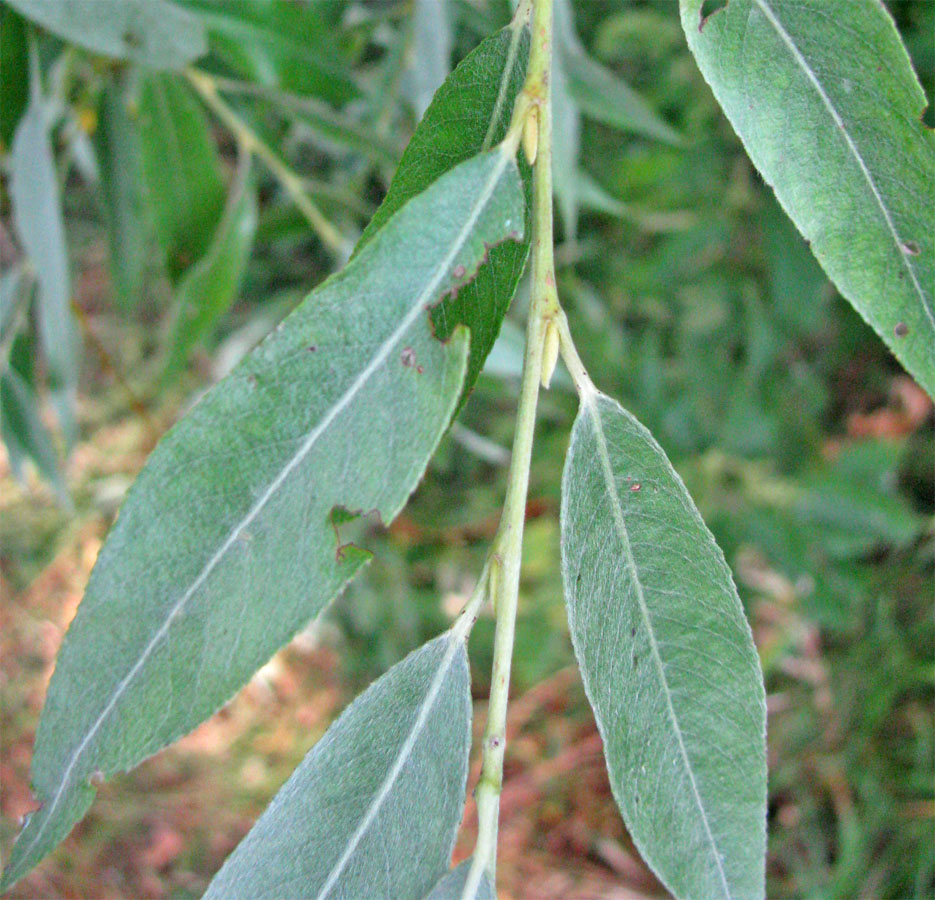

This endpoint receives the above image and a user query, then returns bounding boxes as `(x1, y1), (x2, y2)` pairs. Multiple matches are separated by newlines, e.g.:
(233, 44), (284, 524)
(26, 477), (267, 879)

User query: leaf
(0, 5), (29, 149)
(560, 389), (767, 900)
(213, 79), (401, 170)
(680, 0), (935, 398)
(422, 859), (496, 900)
(409, 0), (453, 118)
(180, 0), (358, 106)
(5, 0), (206, 69)
(0, 364), (67, 505)
(482, 317), (572, 391)
(95, 72), (149, 310)
(357, 20), (532, 403)
(0, 148), (524, 891)
(137, 72), (226, 281)
(10, 50), (79, 444)
(550, 27), (581, 239)
(205, 632), (472, 900)
(549, 0), (681, 236)
(164, 153), (258, 376)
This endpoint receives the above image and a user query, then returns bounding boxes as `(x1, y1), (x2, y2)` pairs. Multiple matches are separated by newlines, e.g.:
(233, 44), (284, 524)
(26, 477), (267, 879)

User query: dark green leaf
(5, 0), (206, 69)
(0, 148), (524, 891)
(561, 389), (767, 900)
(357, 20), (532, 403)
(680, 0), (935, 398)
(206, 632), (472, 899)
(164, 153), (257, 376)
(0, 5), (29, 149)
(95, 72), (149, 310)
(0, 366), (67, 504)
(181, 0), (358, 106)
(137, 73), (225, 281)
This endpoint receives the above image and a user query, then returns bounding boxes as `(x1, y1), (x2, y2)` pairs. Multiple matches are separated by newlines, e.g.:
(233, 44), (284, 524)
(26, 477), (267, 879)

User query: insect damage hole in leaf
(699, 0), (729, 30)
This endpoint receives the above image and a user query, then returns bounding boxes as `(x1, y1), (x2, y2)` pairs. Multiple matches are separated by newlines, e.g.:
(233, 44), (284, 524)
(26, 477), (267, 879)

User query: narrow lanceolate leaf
(0, 149), (524, 891)
(95, 73), (149, 310)
(358, 19), (532, 402)
(422, 859), (496, 900)
(561, 390), (767, 900)
(409, 0), (453, 118)
(0, 366), (67, 505)
(680, 0), (935, 398)
(0, 5), (29, 150)
(206, 632), (472, 900)
(5, 0), (206, 69)
(138, 73), (226, 281)
(164, 153), (258, 376)
(10, 56), (79, 442)
(555, 0), (680, 147)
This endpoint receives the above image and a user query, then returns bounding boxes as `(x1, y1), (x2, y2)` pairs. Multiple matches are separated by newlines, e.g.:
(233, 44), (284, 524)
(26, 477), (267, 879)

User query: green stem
(463, 0), (557, 896)
(185, 68), (351, 258)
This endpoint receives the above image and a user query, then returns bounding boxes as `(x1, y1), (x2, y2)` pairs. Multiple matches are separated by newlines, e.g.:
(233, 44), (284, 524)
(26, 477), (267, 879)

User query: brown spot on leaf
(894, 321), (909, 338)
(401, 346), (416, 367)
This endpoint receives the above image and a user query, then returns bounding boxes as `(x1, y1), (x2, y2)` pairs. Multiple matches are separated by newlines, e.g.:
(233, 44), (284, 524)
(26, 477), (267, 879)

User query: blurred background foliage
(0, 0), (932, 897)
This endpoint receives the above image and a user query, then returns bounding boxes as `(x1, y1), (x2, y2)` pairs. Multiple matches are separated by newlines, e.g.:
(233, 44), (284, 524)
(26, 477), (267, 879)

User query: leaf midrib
(18, 147), (512, 867)
(749, 0), (934, 332)
(581, 389), (731, 898)
(314, 634), (464, 900)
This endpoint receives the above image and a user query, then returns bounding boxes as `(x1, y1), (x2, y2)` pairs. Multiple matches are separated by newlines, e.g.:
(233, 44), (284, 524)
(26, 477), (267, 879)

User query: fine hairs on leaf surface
(0, 148), (524, 891)
(11, 0), (933, 895)
(561, 388), (767, 900)
(680, 0), (935, 398)
(357, 19), (533, 403)
(204, 632), (472, 900)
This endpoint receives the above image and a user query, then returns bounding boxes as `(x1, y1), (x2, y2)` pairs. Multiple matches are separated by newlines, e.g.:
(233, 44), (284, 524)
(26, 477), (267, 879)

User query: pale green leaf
(422, 859), (496, 900)
(164, 153), (258, 376)
(5, 0), (206, 69)
(410, 0), (453, 117)
(358, 20), (532, 402)
(10, 51), (79, 442)
(483, 317), (572, 391)
(561, 389), (767, 900)
(0, 148), (524, 891)
(680, 0), (935, 398)
(206, 632), (472, 900)
(208, 77), (401, 170)
(550, 30), (581, 239)
(138, 72), (226, 281)
(562, 51), (680, 147)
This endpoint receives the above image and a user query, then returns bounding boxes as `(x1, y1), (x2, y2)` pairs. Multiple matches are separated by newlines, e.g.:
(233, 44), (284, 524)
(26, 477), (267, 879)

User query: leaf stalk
(185, 68), (351, 259)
